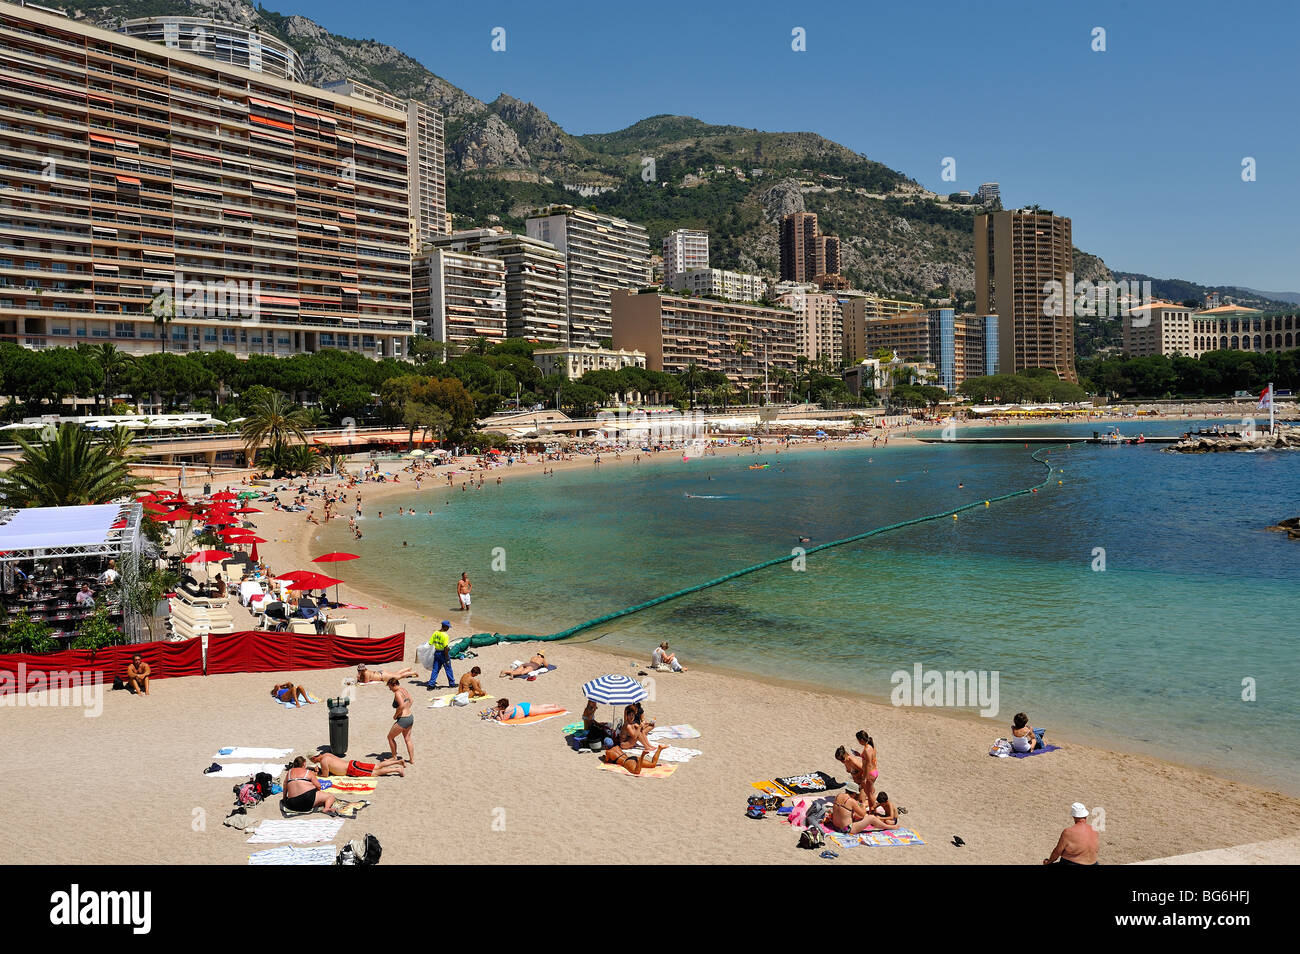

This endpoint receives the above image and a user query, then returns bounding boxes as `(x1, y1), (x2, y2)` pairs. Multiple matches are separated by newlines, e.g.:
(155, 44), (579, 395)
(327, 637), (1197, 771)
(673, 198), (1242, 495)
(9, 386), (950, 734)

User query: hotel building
(526, 206), (650, 349)
(412, 248), (506, 349)
(1122, 302), (1200, 357)
(975, 209), (1076, 382)
(0, 3), (413, 358)
(662, 228), (708, 284)
(1191, 304), (1298, 356)
(429, 227), (568, 345)
(610, 289), (798, 396)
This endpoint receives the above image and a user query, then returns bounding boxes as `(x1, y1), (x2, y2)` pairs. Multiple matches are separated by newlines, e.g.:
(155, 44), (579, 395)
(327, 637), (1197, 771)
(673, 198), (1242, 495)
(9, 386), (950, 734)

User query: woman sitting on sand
(1010, 712), (1043, 752)
(355, 663), (417, 684)
(282, 756), (334, 814)
(829, 789), (897, 835)
(499, 652), (547, 678)
(272, 683), (312, 705)
(616, 704), (656, 751)
(483, 698), (565, 722)
(652, 641), (686, 672)
(308, 752), (406, 778)
(601, 737), (667, 776)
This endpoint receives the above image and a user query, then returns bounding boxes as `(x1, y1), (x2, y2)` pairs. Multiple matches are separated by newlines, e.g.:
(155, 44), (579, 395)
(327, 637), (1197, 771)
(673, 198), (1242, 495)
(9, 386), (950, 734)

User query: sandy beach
(4, 420), (1299, 866)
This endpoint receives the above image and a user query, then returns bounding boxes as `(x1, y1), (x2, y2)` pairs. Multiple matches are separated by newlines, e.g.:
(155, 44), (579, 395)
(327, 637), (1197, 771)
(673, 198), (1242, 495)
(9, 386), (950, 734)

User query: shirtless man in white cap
(1043, 802), (1099, 865)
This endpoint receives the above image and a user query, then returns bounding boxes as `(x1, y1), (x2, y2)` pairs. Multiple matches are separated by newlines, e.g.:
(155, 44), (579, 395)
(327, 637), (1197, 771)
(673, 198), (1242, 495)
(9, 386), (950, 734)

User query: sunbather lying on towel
(355, 664), (417, 684)
(601, 738), (667, 775)
(282, 756), (334, 814)
(499, 652), (547, 678)
(829, 790), (898, 835)
(308, 752), (405, 778)
(484, 698), (565, 722)
(272, 683), (313, 705)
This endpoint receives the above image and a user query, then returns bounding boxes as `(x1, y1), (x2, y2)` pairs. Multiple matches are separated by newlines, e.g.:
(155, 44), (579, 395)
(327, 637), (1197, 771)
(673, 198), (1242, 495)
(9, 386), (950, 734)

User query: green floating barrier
(450, 445), (1066, 657)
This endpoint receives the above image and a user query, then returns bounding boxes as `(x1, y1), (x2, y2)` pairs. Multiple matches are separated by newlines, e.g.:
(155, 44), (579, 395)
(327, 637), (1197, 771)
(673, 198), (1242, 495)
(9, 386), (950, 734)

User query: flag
(1258, 384), (1273, 410)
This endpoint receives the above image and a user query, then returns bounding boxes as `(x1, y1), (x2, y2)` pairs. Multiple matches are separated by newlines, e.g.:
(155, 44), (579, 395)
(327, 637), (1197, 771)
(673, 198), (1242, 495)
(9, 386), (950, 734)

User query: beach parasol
(581, 674), (648, 706)
(312, 552), (360, 564)
(151, 509), (195, 522)
(277, 569), (346, 603)
(211, 491), (238, 501)
(232, 506), (262, 514)
(184, 549), (232, 564)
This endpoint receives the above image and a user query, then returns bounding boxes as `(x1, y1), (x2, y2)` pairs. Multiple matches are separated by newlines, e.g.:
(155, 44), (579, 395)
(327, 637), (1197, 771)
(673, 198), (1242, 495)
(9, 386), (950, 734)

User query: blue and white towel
(248, 844), (337, 865)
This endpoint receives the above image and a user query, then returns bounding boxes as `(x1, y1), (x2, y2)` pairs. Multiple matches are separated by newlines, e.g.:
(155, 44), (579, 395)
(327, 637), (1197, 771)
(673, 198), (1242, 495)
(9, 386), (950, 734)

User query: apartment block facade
(323, 78), (446, 252)
(119, 16), (306, 84)
(778, 288), (842, 366)
(610, 289), (798, 396)
(779, 211), (842, 284)
(412, 248), (506, 348)
(839, 292), (927, 363)
(669, 266), (766, 302)
(526, 206), (650, 349)
(860, 308), (992, 393)
(0, 4), (413, 358)
(430, 228), (568, 345)
(661, 228), (708, 284)
(975, 209), (1076, 382)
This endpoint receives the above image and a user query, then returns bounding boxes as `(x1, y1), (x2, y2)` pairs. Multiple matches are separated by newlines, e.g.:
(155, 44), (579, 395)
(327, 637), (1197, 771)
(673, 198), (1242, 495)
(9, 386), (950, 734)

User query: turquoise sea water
(318, 421), (1300, 793)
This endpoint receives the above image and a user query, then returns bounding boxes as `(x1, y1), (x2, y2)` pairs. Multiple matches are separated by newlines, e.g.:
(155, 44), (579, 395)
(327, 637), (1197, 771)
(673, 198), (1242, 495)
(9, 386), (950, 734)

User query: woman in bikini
(282, 756), (335, 814)
(499, 652), (547, 678)
(386, 678), (415, 764)
(616, 704), (656, 751)
(601, 738), (667, 776)
(355, 663), (417, 684)
(308, 752), (406, 778)
(484, 698), (565, 722)
(829, 789), (898, 835)
(855, 729), (879, 808)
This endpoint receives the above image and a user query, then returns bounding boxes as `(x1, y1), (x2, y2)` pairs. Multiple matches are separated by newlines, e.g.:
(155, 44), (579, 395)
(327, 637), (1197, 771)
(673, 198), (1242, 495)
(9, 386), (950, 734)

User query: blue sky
(279, 0), (1298, 291)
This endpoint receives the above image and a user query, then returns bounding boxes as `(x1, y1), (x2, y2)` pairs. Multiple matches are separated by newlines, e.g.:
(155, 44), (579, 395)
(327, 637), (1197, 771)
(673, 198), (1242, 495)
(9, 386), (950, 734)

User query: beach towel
(514, 664), (557, 679)
(1009, 744), (1061, 758)
(275, 692), (321, 709)
(205, 762), (287, 778)
(324, 777), (380, 794)
(599, 762), (677, 779)
(428, 691), (489, 709)
(495, 708), (568, 727)
(248, 845), (337, 866)
(647, 724), (701, 742)
(775, 772), (844, 795)
(247, 819), (344, 844)
(752, 780), (795, 798)
(828, 827), (926, 848)
(214, 747), (293, 760)
(560, 721), (584, 736)
(623, 746), (702, 763)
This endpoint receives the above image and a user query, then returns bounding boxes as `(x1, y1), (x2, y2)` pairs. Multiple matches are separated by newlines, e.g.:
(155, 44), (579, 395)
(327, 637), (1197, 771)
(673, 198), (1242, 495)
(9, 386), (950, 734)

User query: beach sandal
(745, 807), (766, 819)
(899, 806), (908, 814)
(819, 850), (838, 860)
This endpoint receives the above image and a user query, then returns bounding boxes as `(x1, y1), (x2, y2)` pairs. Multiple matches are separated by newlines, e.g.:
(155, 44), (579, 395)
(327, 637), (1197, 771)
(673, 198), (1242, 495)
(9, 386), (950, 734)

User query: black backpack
(357, 833), (382, 865)
(338, 833), (382, 865)
(253, 772), (275, 799)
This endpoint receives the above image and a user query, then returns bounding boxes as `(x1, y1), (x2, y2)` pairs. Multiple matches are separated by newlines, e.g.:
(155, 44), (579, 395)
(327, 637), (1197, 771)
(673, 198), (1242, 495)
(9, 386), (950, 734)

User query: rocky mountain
(60, 0), (1139, 332)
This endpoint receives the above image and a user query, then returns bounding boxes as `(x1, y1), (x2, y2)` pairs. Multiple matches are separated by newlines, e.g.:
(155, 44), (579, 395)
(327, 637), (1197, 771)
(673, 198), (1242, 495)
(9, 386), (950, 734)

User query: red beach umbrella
(312, 552), (360, 564)
(279, 572), (343, 591)
(185, 549), (232, 563)
(211, 491), (238, 501)
(232, 506), (262, 514)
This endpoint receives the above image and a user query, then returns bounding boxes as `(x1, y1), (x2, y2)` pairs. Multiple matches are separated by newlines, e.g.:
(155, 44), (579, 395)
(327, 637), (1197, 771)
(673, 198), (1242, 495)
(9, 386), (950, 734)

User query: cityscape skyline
(275, 0), (1299, 291)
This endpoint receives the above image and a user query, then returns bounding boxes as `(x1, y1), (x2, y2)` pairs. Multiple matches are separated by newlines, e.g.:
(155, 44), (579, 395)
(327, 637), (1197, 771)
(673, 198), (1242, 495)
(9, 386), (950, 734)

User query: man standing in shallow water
(1044, 802), (1099, 865)
(457, 572), (472, 611)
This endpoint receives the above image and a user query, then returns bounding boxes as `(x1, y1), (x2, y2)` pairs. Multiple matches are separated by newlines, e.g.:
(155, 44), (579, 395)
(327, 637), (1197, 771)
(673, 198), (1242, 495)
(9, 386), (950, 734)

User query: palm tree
(679, 362), (704, 409)
(150, 289), (175, 354)
(98, 424), (138, 460)
(239, 390), (310, 464)
(0, 424), (150, 507)
(93, 343), (130, 411)
(302, 407), (329, 430)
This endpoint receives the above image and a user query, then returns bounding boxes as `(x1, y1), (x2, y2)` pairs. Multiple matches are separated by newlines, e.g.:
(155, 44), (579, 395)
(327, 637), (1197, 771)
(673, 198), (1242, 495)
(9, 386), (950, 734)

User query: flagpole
(1270, 382), (1276, 434)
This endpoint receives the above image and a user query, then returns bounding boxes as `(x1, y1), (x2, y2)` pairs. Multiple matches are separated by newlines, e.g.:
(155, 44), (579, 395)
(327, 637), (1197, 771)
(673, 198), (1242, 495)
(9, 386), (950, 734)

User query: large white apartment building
(778, 288), (843, 366)
(526, 206), (650, 349)
(669, 266), (767, 302)
(412, 248), (506, 349)
(662, 228), (708, 283)
(430, 228), (568, 345)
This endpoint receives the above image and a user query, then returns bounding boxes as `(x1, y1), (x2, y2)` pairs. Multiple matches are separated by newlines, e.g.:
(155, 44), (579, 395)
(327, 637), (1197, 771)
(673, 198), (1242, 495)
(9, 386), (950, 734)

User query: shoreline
(289, 430), (1298, 801)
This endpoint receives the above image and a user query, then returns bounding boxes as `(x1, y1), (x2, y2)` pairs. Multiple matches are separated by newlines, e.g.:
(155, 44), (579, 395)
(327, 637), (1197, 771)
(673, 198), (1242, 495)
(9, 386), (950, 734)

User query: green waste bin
(327, 696), (350, 756)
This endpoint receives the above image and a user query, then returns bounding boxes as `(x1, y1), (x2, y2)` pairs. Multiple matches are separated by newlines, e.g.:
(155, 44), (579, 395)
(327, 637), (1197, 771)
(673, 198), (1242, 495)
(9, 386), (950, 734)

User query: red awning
(115, 175), (141, 186)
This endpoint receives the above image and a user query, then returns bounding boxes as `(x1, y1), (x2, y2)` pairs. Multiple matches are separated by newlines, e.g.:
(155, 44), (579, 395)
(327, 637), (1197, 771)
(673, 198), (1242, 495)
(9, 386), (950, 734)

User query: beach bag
(233, 781), (262, 807)
(989, 738), (1012, 758)
(798, 826), (825, 850)
(451, 692), (470, 707)
(339, 833), (382, 866)
(112, 676), (125, 691)
(253, 772), (275, 799)
(416, 643), (436, 669)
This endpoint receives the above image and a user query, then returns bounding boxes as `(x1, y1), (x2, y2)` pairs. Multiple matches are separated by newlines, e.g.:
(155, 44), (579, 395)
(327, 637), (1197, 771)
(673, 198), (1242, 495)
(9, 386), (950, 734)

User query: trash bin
(328, 697), (350, 756)
(203, 482), (211, 496)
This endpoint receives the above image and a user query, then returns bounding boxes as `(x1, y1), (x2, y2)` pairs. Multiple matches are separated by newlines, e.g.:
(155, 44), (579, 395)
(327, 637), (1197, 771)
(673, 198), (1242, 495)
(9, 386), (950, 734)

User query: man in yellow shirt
(424, 620), (454, 689)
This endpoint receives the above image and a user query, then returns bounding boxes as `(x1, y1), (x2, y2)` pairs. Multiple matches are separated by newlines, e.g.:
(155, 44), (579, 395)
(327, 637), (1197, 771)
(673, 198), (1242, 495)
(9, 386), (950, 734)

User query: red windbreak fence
(0, 631), (405, 692)
(205, 630), (406, 675)
(0, 638), (203, 694)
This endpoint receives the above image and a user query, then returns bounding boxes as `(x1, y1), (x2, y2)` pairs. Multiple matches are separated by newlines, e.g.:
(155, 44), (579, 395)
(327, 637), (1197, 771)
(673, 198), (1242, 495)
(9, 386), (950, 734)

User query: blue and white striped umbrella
(581, 674), (648, 706)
